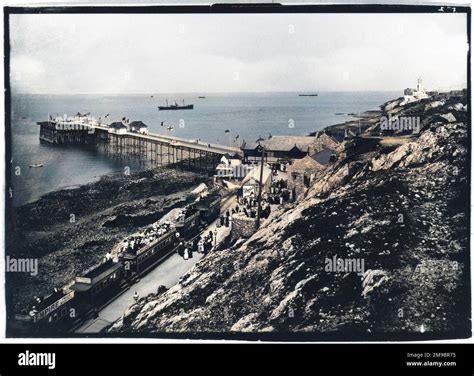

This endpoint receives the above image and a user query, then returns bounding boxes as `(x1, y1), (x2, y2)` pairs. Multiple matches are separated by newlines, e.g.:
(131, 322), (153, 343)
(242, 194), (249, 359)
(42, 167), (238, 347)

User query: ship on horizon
(158, 99), (194, 110)
(298, 93), (318, 97)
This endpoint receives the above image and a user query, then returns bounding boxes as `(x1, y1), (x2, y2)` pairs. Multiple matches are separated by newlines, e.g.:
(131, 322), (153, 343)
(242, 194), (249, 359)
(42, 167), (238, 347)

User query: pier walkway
(38, 119), (242, 172)
(90, 123), (241, 156)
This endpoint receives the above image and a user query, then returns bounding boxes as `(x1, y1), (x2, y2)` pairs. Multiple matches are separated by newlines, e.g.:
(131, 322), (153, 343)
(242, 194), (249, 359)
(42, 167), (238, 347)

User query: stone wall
(231, 214), (257, 240)
(287, 174), (306, 198)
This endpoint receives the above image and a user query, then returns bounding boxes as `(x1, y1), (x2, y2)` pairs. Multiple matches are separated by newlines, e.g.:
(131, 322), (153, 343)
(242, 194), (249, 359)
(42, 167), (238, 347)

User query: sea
(10, 91), (399, 206)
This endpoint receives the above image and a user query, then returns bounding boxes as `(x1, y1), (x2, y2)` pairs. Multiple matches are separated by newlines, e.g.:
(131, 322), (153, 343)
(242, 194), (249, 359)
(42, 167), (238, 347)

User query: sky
(9, 12), (468, 94)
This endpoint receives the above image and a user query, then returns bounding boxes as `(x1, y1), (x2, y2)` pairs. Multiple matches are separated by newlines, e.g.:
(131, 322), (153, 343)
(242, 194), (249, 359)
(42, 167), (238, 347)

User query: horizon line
(11, 87), (466, 96)
(12, 89), (406, 96)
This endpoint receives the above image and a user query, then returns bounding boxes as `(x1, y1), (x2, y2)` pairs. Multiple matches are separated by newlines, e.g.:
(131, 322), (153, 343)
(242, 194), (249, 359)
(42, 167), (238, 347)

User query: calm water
(10, 91), (398, 206)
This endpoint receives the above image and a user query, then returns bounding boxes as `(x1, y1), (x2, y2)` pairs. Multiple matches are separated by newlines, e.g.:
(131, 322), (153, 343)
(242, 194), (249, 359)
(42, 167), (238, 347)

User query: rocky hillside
(111, 93), (469, 340)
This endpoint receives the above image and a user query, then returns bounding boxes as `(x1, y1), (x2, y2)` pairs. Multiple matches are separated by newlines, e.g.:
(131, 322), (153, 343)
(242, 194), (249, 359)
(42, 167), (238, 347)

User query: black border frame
(3, 3), (471, 341)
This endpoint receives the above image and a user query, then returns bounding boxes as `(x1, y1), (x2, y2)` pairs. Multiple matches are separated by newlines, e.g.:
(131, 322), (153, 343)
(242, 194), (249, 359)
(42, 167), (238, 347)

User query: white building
(215, 155), (253, 180)
(402, 78), (429, 105)
(108, 121), (128, 135)
(241, 164), (272, 198)
(129, 121), (149, 135)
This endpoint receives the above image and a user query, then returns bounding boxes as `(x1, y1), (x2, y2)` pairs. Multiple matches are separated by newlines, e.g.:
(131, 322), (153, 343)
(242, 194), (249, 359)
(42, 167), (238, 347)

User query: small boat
(198, 96), (206, 99)
(335, 112), (345, 115)
(299, 93), (318, 97)
(29, 163), (44, 168)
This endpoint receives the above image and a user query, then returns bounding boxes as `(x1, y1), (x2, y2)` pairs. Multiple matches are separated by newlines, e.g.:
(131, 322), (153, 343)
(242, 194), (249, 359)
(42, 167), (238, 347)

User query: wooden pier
(38, 120), (242, 173)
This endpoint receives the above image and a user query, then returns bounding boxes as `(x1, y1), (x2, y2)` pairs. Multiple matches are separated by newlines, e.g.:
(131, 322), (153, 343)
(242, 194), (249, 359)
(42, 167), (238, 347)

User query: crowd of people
(174, 170), (295, 262)
(268, 178), (295, 205)
(177, 231), (215, 260)
(218, 209), (234, 227)
(120, 222), (175, 255)
(235, 196), (271, 219)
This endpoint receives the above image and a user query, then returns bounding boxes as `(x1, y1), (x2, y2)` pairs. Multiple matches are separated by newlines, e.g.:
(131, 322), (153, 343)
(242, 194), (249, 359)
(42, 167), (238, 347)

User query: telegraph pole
(256, 145), (265, 229)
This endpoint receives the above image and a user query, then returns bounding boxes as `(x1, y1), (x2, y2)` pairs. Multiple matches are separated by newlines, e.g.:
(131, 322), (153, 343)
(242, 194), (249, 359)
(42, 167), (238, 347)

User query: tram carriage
(174, 206), (201, 239)
(122, 225), (178, 279)
(195, 195), (221, 224)
(14, 288), (76, 335)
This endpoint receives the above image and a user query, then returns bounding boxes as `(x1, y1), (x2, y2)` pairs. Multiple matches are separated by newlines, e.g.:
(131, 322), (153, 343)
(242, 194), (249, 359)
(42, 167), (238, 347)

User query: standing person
(206, 236), (213, 253)
(133, 291), (139, 302)
(184, 247), (189, 260)
(202, 237), (207, 254)
(198, 238), (204, 253)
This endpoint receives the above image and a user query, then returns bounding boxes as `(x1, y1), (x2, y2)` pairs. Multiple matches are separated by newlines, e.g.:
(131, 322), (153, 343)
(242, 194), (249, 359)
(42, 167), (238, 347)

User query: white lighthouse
(401, 78), (428, 105)
(416, 78), (424, 93)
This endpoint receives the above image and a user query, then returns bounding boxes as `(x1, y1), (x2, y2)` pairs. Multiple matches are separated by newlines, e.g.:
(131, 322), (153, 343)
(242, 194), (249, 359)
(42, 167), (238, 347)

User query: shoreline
(311, 108), (384, 140)
(7, 166), (210, 312)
